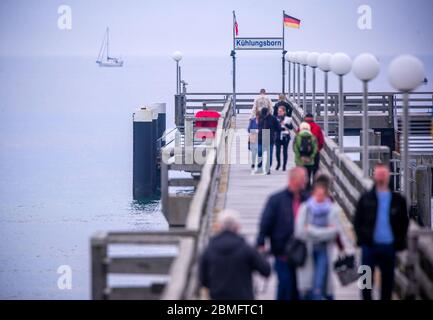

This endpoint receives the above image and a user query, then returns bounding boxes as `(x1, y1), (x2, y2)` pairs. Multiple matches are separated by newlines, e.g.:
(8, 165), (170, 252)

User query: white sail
(96, 27), (123, 67)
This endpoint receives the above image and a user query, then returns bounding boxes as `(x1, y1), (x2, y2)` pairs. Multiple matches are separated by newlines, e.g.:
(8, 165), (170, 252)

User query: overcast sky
(1, 0), (433, 57)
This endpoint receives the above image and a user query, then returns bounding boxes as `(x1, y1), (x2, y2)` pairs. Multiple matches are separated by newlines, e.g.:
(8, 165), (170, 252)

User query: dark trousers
(361, 244), (396, 300)
(274, 257), (299, 300)
(313, 152), (320, 176)
(304, 165), (315, 190)
(275, 138), (289, 169)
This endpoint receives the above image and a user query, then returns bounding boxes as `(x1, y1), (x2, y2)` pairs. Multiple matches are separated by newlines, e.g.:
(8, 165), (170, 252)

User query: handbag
(333, 254), (359, 286)
(285, 237), (307, 267)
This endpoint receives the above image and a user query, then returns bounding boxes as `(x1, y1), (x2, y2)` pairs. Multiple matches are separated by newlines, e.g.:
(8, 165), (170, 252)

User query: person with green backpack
(293, 122), (318, 189)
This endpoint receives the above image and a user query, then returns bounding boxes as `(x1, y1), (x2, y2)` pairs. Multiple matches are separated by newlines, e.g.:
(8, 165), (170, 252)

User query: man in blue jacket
(257, 166), (308, 300)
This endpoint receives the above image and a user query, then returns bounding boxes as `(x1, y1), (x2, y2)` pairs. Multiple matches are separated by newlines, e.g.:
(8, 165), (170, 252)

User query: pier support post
(152, 103), (166, 147)
(133, 107), (157, 199)
(91, 232), (107, 300)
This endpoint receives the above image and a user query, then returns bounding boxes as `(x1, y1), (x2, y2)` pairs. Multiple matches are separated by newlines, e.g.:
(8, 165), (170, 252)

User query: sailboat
(96, 27), (124, 67)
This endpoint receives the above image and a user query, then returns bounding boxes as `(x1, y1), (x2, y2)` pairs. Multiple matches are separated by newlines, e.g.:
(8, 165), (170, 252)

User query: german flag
(284, 13), (301, 28)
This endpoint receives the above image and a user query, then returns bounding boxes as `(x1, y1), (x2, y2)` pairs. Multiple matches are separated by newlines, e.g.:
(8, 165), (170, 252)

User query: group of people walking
(247, 89), (324, 189)
(199, 89), (410, 300)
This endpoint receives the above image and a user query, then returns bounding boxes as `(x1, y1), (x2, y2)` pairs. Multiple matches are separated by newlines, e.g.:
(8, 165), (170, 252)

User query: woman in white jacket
(294, 174), (350, 300)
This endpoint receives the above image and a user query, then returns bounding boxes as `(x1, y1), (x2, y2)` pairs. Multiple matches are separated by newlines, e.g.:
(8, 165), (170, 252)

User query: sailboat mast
(106, 27), (110, 59)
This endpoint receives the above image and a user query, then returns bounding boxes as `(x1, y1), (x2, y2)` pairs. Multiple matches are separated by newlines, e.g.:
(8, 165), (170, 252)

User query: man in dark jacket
(354, 163), (409, 300)
(259, 107), (280, 175)
(199, 209), (271, 300)
(257, 167), (308, 300)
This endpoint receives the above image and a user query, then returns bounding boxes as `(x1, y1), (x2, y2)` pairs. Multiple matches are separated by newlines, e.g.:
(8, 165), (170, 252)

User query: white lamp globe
(285, 52), (291, 62)
(291, 52), (297, 63)
(307, 52), (320, 68)
(331, 52), (352, 75)
(352, 53), (380, 81)
(299, 51), (309, 65)
(172, 51), (183, 62)
(290, 52), (296, 62)
(388, 55), (425, 92)
(318, 52), (332, 72)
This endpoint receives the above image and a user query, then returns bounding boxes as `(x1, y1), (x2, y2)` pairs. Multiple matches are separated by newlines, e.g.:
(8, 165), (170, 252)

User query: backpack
(299, 134), (313, 157)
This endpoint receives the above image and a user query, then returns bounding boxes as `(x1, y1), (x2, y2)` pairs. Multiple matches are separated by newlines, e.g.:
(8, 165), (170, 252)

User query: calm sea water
(0, 54), (431, 299)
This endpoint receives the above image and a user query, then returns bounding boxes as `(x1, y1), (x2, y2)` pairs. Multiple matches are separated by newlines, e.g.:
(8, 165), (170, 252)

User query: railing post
(184, 118), (194, 165)
(415, 165), (432, 228)
(161, 161), (169, 219)
(406, 230), (419, 299)
(91, 232), (108, 300)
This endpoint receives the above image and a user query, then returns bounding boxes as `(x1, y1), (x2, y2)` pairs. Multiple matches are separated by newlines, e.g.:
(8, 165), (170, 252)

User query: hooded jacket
(199, 230), (271, 300)
(293, 130), (318, 166)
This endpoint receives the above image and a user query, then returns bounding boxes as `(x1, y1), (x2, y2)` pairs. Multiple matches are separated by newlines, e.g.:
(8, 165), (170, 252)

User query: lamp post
(285, 52), (291, 99)
(331, 52), (352, 148)
(353, 53), (380, 177)
(318, 53), (332, 136)
(172, 51), (183, 95)
(299, 51), (309, 113)
(388, 55), (426, 204)
(295, 52), (301, 106)
(308, 52), (320, 120)
(292, 53), (296, 104)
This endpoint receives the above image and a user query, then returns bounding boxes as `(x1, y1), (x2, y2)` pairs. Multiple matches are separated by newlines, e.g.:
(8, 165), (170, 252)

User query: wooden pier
(91, 93), (433, 300)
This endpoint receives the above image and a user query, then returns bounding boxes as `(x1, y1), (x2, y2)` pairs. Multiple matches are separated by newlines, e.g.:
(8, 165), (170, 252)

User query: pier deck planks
(224, 113), (360, 300)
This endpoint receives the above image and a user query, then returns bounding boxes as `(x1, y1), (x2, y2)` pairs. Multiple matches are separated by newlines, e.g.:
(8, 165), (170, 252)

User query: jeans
(275, 138), (289, 169)
(361, 244), (395, 300)
(261, 143), (274, 174)
(274, 258), (299, 300)
(311, 245), (328, 300)
(250, 143), (259, 168)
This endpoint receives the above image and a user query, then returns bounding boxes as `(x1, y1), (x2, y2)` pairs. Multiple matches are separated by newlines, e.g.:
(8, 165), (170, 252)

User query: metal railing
(90, 97), (234, 300)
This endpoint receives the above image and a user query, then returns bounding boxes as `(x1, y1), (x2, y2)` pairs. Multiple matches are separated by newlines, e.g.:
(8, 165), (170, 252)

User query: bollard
(133, 107), (157, 199)
(151, 107), (159, 193)
(152, 103), (167, 147)
(152, 103), (166, 193)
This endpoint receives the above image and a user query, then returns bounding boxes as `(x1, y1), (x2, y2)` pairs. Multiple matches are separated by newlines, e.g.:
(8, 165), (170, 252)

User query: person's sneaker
(257, 161), (262, 168)
(251, 164), (255, 169)
(282, 166), (286, 171)
(275, 164), (280, 170)
(266, 171), (271, 175)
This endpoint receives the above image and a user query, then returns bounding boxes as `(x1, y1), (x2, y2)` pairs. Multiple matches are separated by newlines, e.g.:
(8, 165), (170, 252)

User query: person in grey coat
(200, 209), (271, 300)
(294, 174), (351, 300)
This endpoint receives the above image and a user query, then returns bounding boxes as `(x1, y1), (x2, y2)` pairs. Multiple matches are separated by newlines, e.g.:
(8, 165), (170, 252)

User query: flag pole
(282, 10), (286, 95)
(232, 11), (237, 115)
